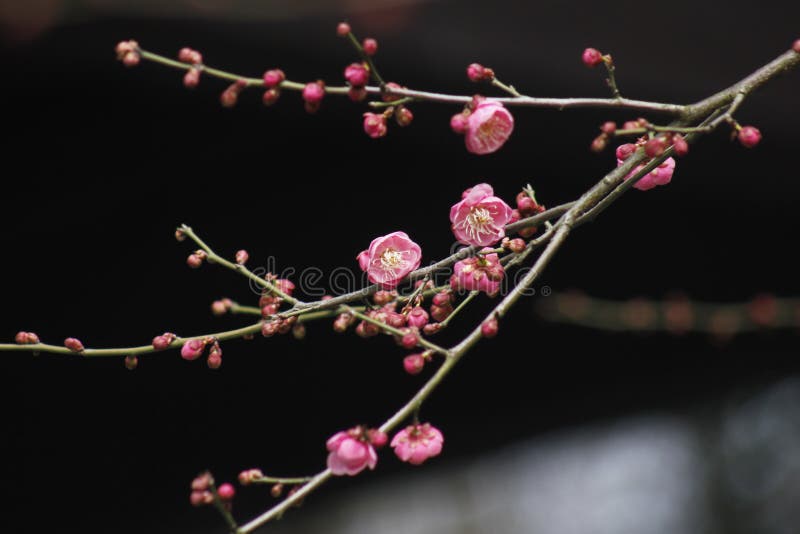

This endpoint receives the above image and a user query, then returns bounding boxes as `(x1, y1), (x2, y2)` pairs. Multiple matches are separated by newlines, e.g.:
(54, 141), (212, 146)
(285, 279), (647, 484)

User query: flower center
(380, 248), (405, 270)
(461, 206), (497, 240)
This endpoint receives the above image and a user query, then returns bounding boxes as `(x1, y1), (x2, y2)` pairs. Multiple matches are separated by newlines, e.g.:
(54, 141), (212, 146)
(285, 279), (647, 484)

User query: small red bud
(174, 229), (186, 241)
(403, 353), (425, 375)
(64, 337), (84, 352)
(590, 134), (608, 153)
(262, 69), (285, 88)
(235, 249), (249, 265)
(337, 22), (351, 37)
(615, 143), (637, 161)
(738, 125), (762, 148)
(122, 51), (140, 67)
(432, 291), (452, 307)
(506, 238), (526, 253)
(220, 86), (239, 108)
(270, 483), (284, 498)
(362, 38), (378, 56)
(793, 39), (800, 53)
(644, 137), (666, 158)
(481, 318), (499, 338)
(124, 355), (138, 370)
(211, 300), (229, 316)
(348, 86), (368, 102)
(450, 112), (469, 134)
(466, 63), (486, 82)
(261, 320), (280, 338)
(344, 63), (370, 88)
(187, 253), (203, 269)
(600, 121), (617, 135)
(400, 329), (419, 349)
(217, 483), (235, 501)
(423, 322), (442, 335)
(672, 134), (689, 157)
(291, 323), (306, 340)
(262, 88), (280, 106)
(152, 335), (171, 351)
(368, 429), (389, 448)
(395, 106), (414, 127)
(183, 68), (201, 89)
(582, 47), (603, 67)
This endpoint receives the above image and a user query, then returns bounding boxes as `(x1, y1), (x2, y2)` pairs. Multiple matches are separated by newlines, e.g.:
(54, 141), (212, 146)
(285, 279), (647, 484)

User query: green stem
(491, 78), (522, 97)
(438, 291), (479, 328)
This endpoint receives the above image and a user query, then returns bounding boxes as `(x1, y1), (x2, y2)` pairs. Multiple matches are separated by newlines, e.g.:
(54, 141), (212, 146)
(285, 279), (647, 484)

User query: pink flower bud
(211, 300), (229, 316)
(671, 134), (689, 156)
(384, 311), (407, 328)
(590, 134), (608, 153)
(466, 63), (486, 82)
(270, 483), (284, 498)
(333, 313), (355, 332)
(430, 303), (453, 322)
(738, 125), (761, 148)
(362, 38), (378, 56)
(337, 22), (351, 37)
(403, 353), (425, 375)
(207, 349), (222, 369)
(262, 69), (285, 88)
(15, 331), (39, 344)
(192, 472), (213, 491)
(582, 47), (603, 67)
(400, 329), (419, 349)
(506, 238), (526, 253)
(274, 279), (295, 296)
(395, 107), (414, 127)
(174, 229), (186, 241)
(180, 339), (205, 361)
(464, 100), (514, 155)
(261, 319), (280, 338)
(238, 468), (264, 485)
(615, 143), (637, 161)
(152, 335), (171, 351)
(115, 40), (136, 58)
(644, 137), (666, 158)
(517, 195), (535, 213)
(373, 290), (395, 306)
(64, 337), (84, 352)
(262, 88), (280, 106)
(432, 291), (452, 307)
(235, 249), (249, 265)
(217, 483), (235, 500)
(344, 63), (370, 88)
(793, 39), (800, 53)
(368, 429), (389, 448)
(186, 253), (204, 269)
(122, 51), (140, 67)
(355, 320), (380, 338)
(302, 81), (325, 104)
(481, 318), (499, 338)
(407, 307), (429, 328)
(363, 112), (388, 138)
(450, 112), (469, 134)
(178, 48), (202, 64)
(600, 121), (617, 134)
(183, 68), (201, 88)
(423, 323), (442, 335)
(190, 490), (212, 507)
(124, 355), (138, 370)
(220, 86), (239, 108)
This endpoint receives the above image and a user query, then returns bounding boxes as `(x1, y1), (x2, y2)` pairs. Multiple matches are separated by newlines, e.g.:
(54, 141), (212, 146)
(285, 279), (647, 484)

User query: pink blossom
(391, 423), (444, 465)
(617, 154), (676, 191)
(358, 232), (422, 289)
(451, 249), (504, 296)
(344, 63), (370, 88)
(450, 183), (513, 246)
(407, 307), (429, 328)
(464, 100), (514, 155)
(363, 112), (388, 138)
(326, 429), (378, 476)
(181, 339), (205, 361)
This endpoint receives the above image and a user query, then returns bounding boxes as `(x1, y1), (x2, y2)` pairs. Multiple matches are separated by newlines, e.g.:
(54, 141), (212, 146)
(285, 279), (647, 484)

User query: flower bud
(395, 107), (414, 127)
(403, 353), (425, 375)
(481, 318), (499, 338)
(362, 38), (378, 56)
(64, 337), (84, 352)
(124, 355), (138, 370)
(235, 249), (249, 265)
(738, 125), (762, 148)
(337, 22), (351, 37)
(217, 483), (235, 501)
(262, 69), (285, 88)
(582, 47), (603, 67)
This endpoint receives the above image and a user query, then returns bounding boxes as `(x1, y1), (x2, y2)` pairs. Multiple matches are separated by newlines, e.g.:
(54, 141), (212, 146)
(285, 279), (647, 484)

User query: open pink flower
(451, 249), (505, 296)
(326, 428), (379, 476)
(464, 100), (514, 155)
(391, 423), (444, 465)
(616, 144), (676, 191)
(450, 183), (513, 246)
(357, 231), (422, 289)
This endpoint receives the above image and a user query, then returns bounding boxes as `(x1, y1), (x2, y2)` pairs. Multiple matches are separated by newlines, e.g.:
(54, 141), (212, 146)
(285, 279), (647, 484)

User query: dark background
(2, 1), (799, 532)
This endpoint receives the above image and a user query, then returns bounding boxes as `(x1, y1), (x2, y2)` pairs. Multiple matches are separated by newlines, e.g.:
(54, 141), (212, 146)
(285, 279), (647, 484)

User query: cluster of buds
(515, 189), (546, 238)
(466, 62), (495, 82)
(180, 337), (223, 369)
(220, 79), (248, 108)
(429, 290), (453, 323)
(259, 276), (295, 316)
(14, 331), (39, 345)
(590, 121), (619, 153)
(262, 68), (285, 106)
(261, 315), (298, 337)
(354, 307), (406, 338)
(190, 472), (235, 508)
(115, 40), (140, 67)
(178, 47), (203, 88)
(501, 237), (526, 253)
(451, 250), (505, 296)
(186, 250), (207, 269)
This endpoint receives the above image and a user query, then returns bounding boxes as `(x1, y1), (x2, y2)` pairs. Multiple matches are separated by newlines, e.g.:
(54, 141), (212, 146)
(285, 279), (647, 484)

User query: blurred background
(2, 1), (799, 532)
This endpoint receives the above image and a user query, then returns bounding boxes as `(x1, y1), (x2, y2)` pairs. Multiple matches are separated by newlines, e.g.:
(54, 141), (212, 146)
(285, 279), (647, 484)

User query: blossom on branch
(391, 423), (444, 465)
(463, 100), (514, 155)
(357, 231), (422, 289)
(326, 426), (384, 476)
(450, 183), (513, 246)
